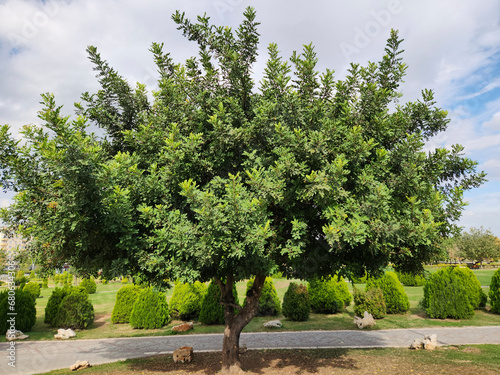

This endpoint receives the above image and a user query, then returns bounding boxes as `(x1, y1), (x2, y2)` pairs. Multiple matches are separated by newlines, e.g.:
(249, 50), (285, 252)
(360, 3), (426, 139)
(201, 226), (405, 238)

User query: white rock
(410, 334), (438, 350)
(263, 319), (282, 328)
(55, 328), (76, 339)
(69, 360), (91, 371)
(6, 330), (29, 341)
(354, 311), (376, 329)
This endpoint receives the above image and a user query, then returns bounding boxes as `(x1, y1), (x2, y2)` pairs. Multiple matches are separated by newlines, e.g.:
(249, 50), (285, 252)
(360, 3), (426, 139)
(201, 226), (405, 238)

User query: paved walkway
(2, 326), (500, 375)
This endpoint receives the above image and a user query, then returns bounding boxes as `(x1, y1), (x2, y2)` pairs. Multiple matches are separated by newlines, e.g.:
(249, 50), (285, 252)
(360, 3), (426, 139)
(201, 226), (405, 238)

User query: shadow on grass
(127, 349), (358, 375)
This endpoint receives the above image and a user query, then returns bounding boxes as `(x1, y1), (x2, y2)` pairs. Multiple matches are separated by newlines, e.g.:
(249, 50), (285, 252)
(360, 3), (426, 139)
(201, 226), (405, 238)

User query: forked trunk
(216, 274), (266, 374)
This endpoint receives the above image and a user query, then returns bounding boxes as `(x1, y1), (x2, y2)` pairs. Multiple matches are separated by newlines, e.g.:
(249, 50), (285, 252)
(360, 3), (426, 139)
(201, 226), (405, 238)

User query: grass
(1, 267), (499, 343)
(35, 345), (500, 374)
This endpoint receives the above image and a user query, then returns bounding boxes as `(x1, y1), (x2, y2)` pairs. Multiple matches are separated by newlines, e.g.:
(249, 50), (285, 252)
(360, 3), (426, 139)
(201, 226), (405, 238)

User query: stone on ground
(69, 360), (91, 371)
(264, 320), (282, 328)
(172, 322), (194, 333)
(173, 346), (194, 363)
(354, 311), (376, 329)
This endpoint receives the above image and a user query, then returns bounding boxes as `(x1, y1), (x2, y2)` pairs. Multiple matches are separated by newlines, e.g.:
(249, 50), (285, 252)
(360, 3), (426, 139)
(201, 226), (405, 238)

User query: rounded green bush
(45, 286), (88, 326)
(395, 271), (426, 286)
(42, 278), (49, 288)
(0, 289), (37, 333)
(422, 267), (480, 319)
(121, 277), (129, 284)
(308, 276), (351, 314)
(366, 272), (409, 314)
(79, 278), (97, 294)
(23, 281), (41, 300)
(282, 282), (310, 321)
(353, 286), (386, 319)
(199, 280), (240, 325)
(130, 287), (170, 329)
(169, 281), (207, 321)
(111, 284), (142, 324)
(55, 292), (95, 329)
(244, 277), (281, 316)
(490, 268), (500, 314)
(45, 287), (69, 326)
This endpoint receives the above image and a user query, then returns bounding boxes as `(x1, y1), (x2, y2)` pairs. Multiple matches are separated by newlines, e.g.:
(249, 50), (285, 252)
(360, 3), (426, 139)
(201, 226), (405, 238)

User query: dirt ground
(92, 347), (499, 375)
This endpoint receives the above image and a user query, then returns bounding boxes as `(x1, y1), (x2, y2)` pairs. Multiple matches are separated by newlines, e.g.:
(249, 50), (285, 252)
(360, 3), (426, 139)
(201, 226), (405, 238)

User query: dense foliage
(45, 286), (90, 327)
(282, 282), (310, 321)
(199, 280), (240, 325)
(454, 267), (487, 308)
(111, 284), (142, 324)
(353, 286), (386, 319)
(308, 276), (351, 314)
(55, 292), (95, 329)
(395, 270), (426, 286)
(169, 281), (207, 320)
(366, 272), (409, 314)
(0, 289), (37, 332)
(23, 281), (41, 299)
(129, 287), (169, 329)
(422, 266), (484, 319)
(244, 277), (281, 316)
(490, 268), (500, 314)
(456, 227), (500, 266)
(79, 278), (97, 294)
(45, 287), (70, 326)
(0, 6), (486, 371)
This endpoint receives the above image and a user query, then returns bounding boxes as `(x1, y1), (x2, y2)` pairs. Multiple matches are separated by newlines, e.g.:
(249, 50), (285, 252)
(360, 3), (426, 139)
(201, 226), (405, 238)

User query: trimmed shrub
(0, 289), (37, 332)
(42, 278), (49, 288)
(65, 273), (73, 286)
(79, 278), (97, 294)
(490, 268), (500, 314)
(395, 271), (426, 287)
(366, 272), (409, 314)
(55, 292), (95, 329)
(422, 267), (479, 319)
(45, 287), (69, 326)
(308, 276), (351, 314)
(45, 286), (89, 326)
(199, 280), (240, 325)
(282, 282), (310, 321)
(30, 270), (36, 278)
(244, 277), (281, 316)
(23, 281), (41, 300)
(121, 277), (129, 284)
(453, 267), (487, 308)
(353, 286), (386, 319)
(14, 275), (28, 288)
(169, 281), (207, 321)
(130, 287), (170, 329)
(112, 284), (142, 324)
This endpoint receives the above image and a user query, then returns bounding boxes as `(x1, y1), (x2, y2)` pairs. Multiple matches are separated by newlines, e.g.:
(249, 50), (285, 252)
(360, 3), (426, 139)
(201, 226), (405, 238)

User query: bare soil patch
(87, 348), (498, 375)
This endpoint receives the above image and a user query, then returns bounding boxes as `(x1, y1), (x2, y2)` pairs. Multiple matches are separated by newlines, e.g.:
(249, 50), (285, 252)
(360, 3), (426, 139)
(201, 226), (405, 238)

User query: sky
(0, 0), (499, 236)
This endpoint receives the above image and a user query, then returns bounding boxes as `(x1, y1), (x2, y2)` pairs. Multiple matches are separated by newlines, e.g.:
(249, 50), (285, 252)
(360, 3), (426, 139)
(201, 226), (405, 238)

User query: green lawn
(2, 267), (499, 343)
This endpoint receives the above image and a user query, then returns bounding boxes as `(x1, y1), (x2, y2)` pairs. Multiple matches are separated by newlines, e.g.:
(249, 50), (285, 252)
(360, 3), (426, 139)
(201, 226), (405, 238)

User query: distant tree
(0, 7), (486, 373)
(457, 227), (500, 267)
(442, 237), (462, 263)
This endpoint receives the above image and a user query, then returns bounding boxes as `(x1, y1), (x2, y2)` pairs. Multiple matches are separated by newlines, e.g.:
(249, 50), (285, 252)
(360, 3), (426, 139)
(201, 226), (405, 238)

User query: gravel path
(2, 326), (500, 375)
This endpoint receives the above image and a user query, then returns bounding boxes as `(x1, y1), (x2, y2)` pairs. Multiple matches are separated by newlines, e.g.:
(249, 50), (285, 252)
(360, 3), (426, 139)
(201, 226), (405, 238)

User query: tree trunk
(216, 274), (266, 374)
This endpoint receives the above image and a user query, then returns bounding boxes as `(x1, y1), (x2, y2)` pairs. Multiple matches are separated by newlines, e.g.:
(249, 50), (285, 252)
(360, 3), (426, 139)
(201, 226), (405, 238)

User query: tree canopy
(0, 7), (486, 372)
(457, 226), (500, 266)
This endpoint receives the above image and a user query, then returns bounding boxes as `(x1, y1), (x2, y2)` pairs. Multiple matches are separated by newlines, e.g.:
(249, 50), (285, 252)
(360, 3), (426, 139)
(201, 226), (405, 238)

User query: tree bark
(216, 274), (266, 374)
